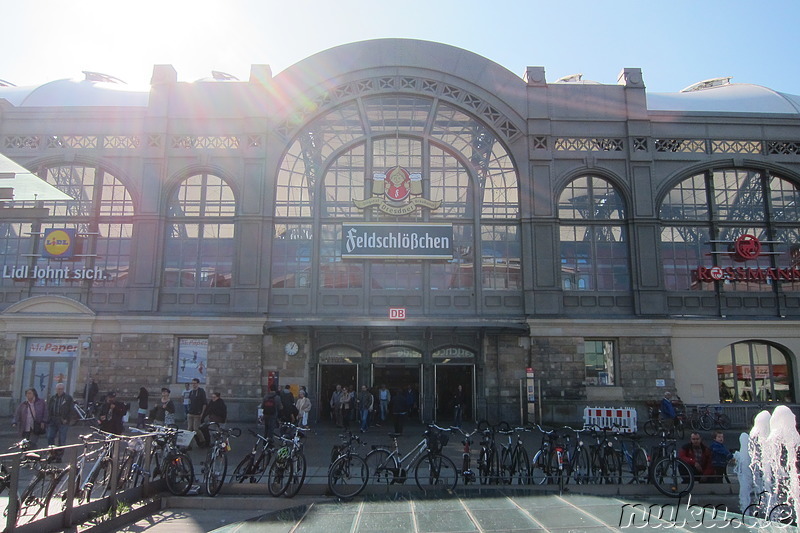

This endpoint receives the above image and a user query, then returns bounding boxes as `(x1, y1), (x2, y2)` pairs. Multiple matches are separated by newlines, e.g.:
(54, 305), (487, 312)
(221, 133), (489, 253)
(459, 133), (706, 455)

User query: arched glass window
(164, 173), (235, 288)
(0, 163), (134, 288)
(558, 176), (629, 290)
(272, 93), (520, 294)
(717, 341), (793, 402)
(659, 169), (800, 292)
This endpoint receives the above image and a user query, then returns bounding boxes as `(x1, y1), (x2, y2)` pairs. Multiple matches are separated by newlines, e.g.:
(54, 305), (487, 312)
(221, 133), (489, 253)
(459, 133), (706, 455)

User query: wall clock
(284, 341), (299, 356)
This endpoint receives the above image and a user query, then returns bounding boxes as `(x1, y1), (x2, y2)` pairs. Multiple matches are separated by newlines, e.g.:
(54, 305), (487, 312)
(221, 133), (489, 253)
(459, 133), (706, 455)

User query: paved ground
(0, 418), (754, 532)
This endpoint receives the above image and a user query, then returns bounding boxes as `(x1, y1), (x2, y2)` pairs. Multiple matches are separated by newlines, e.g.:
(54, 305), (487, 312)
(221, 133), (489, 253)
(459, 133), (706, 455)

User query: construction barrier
(583, 406), (638, 433)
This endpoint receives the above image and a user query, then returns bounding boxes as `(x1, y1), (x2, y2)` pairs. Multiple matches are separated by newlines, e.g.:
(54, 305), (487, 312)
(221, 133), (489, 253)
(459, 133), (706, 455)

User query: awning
(0, 153), (73, 201)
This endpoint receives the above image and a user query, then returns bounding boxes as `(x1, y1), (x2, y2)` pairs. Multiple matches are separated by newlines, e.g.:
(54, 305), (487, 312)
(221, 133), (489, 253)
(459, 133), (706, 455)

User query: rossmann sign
(693, 234), (800, 283)
(342, 223), (453, 259)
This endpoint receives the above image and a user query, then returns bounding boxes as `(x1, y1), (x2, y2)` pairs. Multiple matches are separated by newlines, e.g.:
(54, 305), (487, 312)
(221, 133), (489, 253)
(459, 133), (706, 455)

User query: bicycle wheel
(498, 448), (511, 484)
(698, 413), (713, 431)
(717, 413), (731, 430)
(414, 453), (458, 492)
(604, 449), (621, 484)
(546, 451), (567, 490)
(232, 455), (255, 483)
(267, 459), (292, 497)
(512, 446), (530, 485)
(43, 467), (70, 517)
(18, 472), (49, 521)
(251, 451), (272, 483)
(623, 448), (649, 484)
(85, 460), (113, 502)
(652, 457), (694, 498)
(328, 454), (368, 499)
(569, 447), (591, 485)
(165, 454), (194, 496)
(204, 449), (227, 497)
(284, 452), (306, 498)
(530, 450), (549, 485)
(365, 448), (397, 485)
(643, 420), (658, 436)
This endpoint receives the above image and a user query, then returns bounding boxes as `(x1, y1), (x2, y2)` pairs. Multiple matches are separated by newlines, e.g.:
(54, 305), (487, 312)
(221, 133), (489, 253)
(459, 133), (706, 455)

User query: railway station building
(0, 39), (798, 424)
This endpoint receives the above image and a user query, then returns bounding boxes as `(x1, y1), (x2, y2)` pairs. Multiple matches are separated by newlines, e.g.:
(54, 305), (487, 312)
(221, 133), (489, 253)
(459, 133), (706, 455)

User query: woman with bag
(135, 387), (149, 429)
(295, 390), (311, 429)
(149, 388), (176, 426)
(12, 388), (47, 446)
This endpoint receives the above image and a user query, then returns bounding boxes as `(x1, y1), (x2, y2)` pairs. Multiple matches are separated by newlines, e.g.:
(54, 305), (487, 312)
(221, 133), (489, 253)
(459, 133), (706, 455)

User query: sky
(3, 0), (800, 94)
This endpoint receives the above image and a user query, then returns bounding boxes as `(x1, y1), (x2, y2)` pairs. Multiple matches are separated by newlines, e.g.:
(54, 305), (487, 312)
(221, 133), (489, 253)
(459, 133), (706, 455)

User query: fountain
(737, 405), (800, 526)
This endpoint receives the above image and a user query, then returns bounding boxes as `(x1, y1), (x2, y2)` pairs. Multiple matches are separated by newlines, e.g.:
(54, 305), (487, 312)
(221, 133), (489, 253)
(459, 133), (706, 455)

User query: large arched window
(717, 341), (793, 402)
(659, 168), (800, 292)
(0, 163), (134, 287)
(164, 173), (235, 288)
(558, 175), (629, 290)
(273, 94), (520, 293)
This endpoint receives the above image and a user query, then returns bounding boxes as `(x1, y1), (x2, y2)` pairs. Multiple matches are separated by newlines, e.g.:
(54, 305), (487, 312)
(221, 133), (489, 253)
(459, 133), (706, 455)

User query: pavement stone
(0, 418), (754, 532)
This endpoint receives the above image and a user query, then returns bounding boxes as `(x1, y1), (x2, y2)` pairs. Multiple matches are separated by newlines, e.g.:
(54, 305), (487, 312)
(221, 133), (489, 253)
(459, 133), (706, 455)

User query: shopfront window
(2, 164), (134, 288)
(164, 173), (235, 288)
(717, 341), (793, 403)
(584, 340), (616, 386)
(660, 169), (800, 292)
(559, 176), (629, 291)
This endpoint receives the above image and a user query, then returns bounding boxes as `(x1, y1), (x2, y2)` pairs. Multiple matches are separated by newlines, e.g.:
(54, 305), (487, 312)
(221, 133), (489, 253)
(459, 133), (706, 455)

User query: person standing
(377, 384), (390, 426)
(340, 386), (353, 430)
(135, 387), (149, 429)
(150, 388), (176, 426)
(187, 378), (207, 446)
(295, 390), (311, 429)
(12, 388), (47, 447)
(84, 377), (99, 414)
(357, 385), (374, 433)
(391, 387), (409, 434)
(280, 385), (296, 423)
(660, 391), (677, 433)
(98, 391), (127, 435)
(182, 383), (191, 420)
(261, 384), (283, 438)
(47, 383), (73, 460)
(204, 392), (227, 426)
(330, 384), (343, 428)
(404, 385), (418, 419)
(452, 384), (466, 428)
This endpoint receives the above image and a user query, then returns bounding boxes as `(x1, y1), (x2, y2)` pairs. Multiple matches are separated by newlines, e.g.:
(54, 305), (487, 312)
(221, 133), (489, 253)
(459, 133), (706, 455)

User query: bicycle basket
(426, 432), (449, 454)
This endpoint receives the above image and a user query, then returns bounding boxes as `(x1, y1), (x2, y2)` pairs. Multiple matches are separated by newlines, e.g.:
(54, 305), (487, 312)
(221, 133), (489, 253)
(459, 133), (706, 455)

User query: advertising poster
(177, 338), (208, 383)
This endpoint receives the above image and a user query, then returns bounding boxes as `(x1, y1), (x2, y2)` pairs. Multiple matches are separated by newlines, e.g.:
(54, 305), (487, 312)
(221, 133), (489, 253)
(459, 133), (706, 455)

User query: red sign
(389, 308), (406, 320)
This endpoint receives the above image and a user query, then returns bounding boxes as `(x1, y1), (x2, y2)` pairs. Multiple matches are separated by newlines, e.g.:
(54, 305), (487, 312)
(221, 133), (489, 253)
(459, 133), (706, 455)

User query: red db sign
(389, 308), (406, 320)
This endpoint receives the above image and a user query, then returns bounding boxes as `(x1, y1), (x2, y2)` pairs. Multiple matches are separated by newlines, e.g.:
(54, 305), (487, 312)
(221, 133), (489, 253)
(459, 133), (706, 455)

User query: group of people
(327, 383), (429, 434)
(259, 384), (312, 438)
(11, 383), (131, 459)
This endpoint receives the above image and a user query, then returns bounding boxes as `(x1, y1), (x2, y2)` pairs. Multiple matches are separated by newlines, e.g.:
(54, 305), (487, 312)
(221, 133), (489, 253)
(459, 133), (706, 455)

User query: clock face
(284, 342), (299, 356)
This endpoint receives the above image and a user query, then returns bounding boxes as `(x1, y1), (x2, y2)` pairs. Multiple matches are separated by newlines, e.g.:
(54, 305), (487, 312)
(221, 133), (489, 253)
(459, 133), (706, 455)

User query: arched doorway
(717, 341), (794, 403)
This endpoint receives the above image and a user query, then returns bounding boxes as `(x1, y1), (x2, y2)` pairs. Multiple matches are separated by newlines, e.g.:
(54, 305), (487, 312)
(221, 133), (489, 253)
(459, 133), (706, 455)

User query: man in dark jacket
(98, 391), (128, 435)
(261, 384), (283, 438)
(47, 383), (73, 460)
(187, 378), (208, 446)
(678, 432), (714, 483)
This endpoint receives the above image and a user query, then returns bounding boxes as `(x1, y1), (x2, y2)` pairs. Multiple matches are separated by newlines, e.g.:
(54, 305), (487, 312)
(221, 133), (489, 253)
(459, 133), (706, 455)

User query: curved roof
(647, 83), (800, 115)
(0, 78), (150, 107)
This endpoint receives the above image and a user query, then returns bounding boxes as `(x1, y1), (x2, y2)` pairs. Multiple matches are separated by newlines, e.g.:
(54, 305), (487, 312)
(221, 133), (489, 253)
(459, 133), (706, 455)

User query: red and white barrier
(583, 406), (638, 433)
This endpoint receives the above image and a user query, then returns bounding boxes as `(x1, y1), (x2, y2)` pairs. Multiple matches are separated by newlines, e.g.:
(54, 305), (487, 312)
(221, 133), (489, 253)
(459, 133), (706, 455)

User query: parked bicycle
(696, 405), (731, 430)
(268, 423), (307, 498)
(611, 424), (649, 484)
(232, 429), (275, 484)
(530, 425), (569, 493)
(476, 427), (500, 485)
(3, 439), (70, 523)
(365, 423), (457, 492)
(71, 401), (99, 426)
(201, 422), (241, 497)
(327, 430), (368, 499)
(649, 430), (694, 497)
(497, 426), (531, 485)
(451, 427), (479, 485)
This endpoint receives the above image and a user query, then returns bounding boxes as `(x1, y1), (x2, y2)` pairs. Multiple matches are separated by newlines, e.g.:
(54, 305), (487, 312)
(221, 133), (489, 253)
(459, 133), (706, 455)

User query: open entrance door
(434, 364), (474, 423)
(371, 364), (422, 420)
(318, 364), (357, 423)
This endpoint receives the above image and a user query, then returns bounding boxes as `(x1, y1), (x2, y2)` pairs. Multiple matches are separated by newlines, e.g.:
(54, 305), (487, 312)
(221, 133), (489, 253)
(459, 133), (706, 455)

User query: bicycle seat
(387, 432), (402, 438)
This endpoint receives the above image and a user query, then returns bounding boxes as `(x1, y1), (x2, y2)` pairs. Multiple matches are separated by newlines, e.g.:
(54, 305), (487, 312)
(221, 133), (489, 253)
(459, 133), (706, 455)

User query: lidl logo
(42, 229), (75, 258)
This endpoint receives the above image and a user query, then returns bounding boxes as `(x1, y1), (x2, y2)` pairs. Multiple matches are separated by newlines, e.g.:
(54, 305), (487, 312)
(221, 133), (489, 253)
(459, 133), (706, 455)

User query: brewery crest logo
(353, 166), (441, 216)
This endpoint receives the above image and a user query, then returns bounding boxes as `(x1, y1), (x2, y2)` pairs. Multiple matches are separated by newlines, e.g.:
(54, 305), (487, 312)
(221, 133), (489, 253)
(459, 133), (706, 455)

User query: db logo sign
(389, 308), (406, 320)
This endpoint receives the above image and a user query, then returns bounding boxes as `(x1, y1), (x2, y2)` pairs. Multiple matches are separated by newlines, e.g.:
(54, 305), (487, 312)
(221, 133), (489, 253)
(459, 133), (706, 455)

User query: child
(710, 430), (734, 482)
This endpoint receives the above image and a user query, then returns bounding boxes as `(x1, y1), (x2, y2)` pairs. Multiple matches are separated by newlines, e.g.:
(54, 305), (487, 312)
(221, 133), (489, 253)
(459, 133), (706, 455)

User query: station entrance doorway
(318, 364), (357, 422)
(371, 364), (422, 420)
(434, 364), (475, 422)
